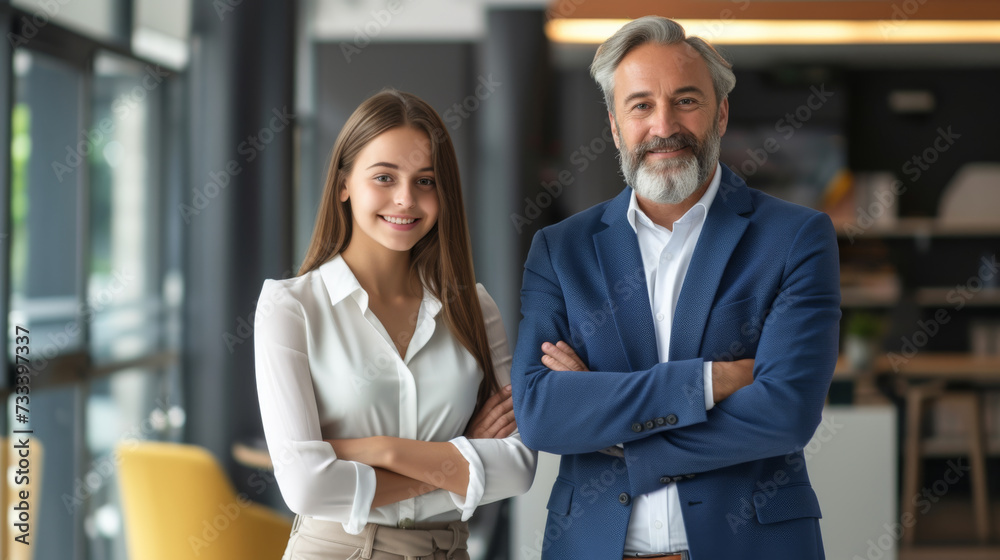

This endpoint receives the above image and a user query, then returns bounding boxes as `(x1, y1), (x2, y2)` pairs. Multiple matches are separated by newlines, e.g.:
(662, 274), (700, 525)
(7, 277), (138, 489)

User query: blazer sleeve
(446, 285), (537, 520)
(623, 212), (841, 496)
(511, 228), (711, 456)
(254, 279), (377, 534)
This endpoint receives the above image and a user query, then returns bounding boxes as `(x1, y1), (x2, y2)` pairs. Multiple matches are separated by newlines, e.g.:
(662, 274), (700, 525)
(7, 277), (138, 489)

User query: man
(510, 16), (840, 560)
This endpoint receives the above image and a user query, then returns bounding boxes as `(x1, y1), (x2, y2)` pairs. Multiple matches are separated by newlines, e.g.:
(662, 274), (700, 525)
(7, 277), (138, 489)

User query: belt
(624, 553), (688, 560)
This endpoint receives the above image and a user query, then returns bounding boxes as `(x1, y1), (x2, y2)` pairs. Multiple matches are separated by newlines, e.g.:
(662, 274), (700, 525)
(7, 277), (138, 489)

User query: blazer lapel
(670, 166), (754, 361)
(593, 189), (660, 372)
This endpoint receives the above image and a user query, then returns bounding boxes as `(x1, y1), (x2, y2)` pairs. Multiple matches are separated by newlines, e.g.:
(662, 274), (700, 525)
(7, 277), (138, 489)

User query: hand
(464, 385), (516, 439)
(541, 341), (589, 371)
(711, 359), (755, 403)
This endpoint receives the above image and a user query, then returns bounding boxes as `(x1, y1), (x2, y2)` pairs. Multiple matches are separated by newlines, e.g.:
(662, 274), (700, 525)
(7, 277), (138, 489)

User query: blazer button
(644, 420), (655, 430)
(666, 414), (678, 425)
(618, 492), (631, 505)
(631, 423), (643, 433)
(659, 476), (671, 484)
(655, 417), (666, 426)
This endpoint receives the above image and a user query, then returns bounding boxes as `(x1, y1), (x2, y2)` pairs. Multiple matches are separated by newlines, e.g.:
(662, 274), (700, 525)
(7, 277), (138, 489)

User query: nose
(394, 183), (416, 208)
(648, 104), (681, 140)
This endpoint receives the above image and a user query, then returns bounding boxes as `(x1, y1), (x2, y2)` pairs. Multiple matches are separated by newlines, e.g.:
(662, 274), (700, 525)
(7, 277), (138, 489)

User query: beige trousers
(281, 515), (470, 560)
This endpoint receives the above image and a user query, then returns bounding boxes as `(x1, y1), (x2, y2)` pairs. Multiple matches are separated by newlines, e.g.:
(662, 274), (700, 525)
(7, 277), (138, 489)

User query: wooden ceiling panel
(547, 0), (1000, 20)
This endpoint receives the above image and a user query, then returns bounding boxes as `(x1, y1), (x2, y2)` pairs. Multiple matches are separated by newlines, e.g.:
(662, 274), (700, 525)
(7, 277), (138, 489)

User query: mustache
(632, 133), (699, 156)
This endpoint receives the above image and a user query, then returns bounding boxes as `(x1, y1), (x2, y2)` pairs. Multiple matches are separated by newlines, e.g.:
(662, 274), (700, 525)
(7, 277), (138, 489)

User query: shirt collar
(627, 162), (722, 234)
(318, 254), (442, 318)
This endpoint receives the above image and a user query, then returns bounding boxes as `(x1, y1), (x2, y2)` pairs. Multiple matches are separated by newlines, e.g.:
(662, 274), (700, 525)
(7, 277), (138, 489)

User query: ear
(717, 97), (730, 137)
(338, 182), (349, 203)
(608, 110), (621, 149)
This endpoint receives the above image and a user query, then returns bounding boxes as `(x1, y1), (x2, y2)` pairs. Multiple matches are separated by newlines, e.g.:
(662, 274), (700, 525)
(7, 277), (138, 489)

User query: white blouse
(254, 255), (536, 534)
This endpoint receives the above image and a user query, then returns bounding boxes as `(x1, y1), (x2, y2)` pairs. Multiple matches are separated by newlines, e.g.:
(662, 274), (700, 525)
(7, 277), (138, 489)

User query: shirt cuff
(447, 436), (485, 521)
(342, 462), (377, 534)
(703, 361), (715, 411)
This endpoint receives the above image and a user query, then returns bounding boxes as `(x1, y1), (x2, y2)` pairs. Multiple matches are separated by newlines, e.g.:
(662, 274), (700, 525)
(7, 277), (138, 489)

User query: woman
(254, 90), (536, 559)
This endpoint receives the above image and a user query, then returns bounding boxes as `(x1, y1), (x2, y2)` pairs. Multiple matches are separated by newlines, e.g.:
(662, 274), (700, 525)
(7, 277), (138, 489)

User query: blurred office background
(1, 0), (999, 559)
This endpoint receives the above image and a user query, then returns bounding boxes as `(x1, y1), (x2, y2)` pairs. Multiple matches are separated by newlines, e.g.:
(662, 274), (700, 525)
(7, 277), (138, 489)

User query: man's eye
(633, 102), (650, 110)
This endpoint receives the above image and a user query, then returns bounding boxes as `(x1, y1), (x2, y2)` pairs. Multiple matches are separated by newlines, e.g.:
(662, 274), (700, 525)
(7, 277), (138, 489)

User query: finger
(485, 409), (516, 438)
(494, 419), (517, 439)
(542, 354), (573, 372)
(472, 387), (510, 424)
(478, 394), (514, 428)
(554, 341), (587, 370)
(541, 344), (582, 371)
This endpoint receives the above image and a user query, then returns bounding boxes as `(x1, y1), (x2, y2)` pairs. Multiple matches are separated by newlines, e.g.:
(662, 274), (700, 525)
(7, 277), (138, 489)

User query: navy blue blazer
(511, 164), (841, 560)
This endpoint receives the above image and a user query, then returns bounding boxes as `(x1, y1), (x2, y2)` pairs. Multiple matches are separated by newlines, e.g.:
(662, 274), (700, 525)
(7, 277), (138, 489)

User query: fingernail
(505, 385), (512, 392)
(541, 342), (552, 350)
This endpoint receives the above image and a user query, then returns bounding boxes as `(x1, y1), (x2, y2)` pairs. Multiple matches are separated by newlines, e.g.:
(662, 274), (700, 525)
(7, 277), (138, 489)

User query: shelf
(840, 289), (900, 307)
(916, 288), (1000, 307)
(836, 217), (1000, 239)
(836, 352), (1000, 382)
(922, 437), (1000, 457)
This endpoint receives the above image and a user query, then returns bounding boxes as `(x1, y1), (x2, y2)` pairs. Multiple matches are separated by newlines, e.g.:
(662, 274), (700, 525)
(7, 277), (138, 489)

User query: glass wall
(2, 5), (184, 559)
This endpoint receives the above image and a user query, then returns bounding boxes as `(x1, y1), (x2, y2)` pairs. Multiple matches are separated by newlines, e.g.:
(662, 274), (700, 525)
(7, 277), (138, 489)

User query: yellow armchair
(117, 440), (291, 560)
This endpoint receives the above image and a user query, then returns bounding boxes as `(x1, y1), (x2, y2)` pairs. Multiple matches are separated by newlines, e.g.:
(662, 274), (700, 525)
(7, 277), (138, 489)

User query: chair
(900, 383), (992, 546)
(117, 440), (292, 560)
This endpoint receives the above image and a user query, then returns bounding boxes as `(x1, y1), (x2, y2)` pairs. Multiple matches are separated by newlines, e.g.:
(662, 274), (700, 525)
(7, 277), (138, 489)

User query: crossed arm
(327, 387), (517, 506)
(511, 213), (841, 489)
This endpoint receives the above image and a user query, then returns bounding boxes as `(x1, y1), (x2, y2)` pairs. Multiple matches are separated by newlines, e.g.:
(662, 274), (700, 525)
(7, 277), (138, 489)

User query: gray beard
(618, 122), (721, 205)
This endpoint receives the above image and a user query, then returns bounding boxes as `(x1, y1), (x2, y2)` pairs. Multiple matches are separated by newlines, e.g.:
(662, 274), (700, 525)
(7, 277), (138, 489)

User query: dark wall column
(475, 8), (550, 340)
(183, 0), (294, 479)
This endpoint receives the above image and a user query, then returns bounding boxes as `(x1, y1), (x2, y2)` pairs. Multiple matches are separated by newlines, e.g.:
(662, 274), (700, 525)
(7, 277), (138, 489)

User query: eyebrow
(621, 85), (708, 107)
(365, 162), (434, 172)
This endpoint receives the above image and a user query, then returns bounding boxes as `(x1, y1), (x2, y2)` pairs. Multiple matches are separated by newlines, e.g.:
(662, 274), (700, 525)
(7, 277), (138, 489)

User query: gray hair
(590, 16), (736, 113)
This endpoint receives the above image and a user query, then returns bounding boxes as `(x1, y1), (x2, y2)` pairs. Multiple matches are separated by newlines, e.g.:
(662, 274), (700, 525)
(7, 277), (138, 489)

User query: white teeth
(383, 216), (416, 225)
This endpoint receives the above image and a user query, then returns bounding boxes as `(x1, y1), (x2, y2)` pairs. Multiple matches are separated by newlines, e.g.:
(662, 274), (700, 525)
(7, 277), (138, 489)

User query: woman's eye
(417, 177), (436, 187)
(374, 174), (393, 183)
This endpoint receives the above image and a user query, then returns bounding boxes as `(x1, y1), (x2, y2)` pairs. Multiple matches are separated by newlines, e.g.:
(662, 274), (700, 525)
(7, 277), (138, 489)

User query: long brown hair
(299, 89), (500, 411)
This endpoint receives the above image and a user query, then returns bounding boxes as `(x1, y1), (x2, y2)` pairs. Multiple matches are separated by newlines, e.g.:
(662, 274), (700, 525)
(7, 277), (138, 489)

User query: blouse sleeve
(254, 279), (376, 534)
(446, 285), (538, 520)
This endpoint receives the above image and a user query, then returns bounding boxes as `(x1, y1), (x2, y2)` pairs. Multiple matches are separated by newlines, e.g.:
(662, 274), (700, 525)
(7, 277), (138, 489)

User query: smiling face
(609, 41), (729, 205)
(339, 126), (440, 255)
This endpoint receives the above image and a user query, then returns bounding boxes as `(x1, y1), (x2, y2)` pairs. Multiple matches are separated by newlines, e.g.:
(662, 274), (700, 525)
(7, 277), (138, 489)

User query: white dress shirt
(254, 254), (536, 534)
(622, 164), (721, 554)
